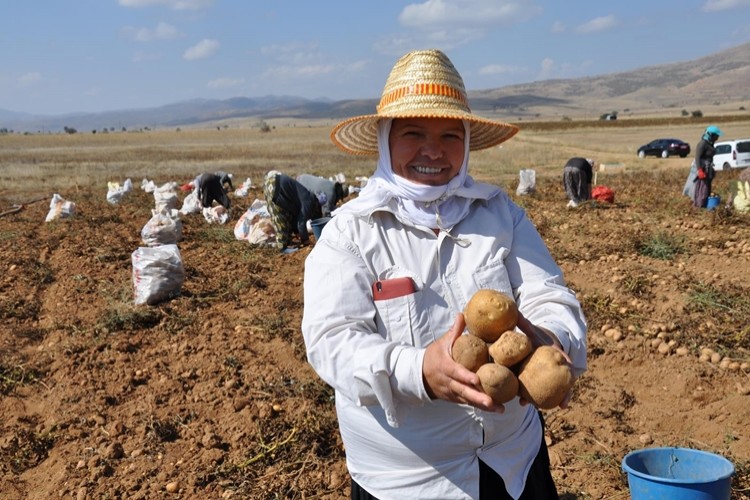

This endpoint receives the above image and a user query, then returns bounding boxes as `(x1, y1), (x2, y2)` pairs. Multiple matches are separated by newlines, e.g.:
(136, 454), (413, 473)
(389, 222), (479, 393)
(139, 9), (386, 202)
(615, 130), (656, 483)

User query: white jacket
(301, 189), (587, 500)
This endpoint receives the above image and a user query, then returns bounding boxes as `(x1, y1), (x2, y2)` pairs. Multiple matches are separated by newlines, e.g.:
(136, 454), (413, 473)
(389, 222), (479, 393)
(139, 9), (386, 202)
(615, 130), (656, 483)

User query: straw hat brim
(331, 111), (519, 156)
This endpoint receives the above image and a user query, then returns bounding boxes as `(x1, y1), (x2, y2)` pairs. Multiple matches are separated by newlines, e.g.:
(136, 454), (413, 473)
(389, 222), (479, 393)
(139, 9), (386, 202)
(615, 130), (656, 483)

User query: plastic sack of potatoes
(141, 208), (183, 247)
(131, 244), (185, 305)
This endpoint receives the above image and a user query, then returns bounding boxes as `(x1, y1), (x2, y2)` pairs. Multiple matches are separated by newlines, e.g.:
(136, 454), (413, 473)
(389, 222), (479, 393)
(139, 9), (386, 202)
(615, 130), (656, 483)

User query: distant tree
(681, 109), (689, 116)
(691, 110), (703, 118)
(259, 120), (271, 133)
(740, 106), (746, 111)
(92, 130), (96, 134)
(0, 128), (8, 135)
(64, 126), (77, 134)
(122, 127), (127, 132)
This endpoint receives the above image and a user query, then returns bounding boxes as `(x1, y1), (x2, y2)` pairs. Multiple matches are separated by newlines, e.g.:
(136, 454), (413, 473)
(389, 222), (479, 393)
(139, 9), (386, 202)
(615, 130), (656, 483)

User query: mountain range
(2, 41), (749, 133)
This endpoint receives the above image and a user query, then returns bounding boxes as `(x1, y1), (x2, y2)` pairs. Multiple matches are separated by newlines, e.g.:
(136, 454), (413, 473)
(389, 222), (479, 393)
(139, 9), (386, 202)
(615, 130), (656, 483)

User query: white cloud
(536, 58), (592, 81)
(574, 15), (617, 34)
(702, 0), (750, 11)
(207, 77), (244, 89)
(183, 39), (219, 60)
(262, 60), (366, 82)
(17, 72), (42, 87)
(538, 58), (556, 80)
(551, 21), (566, 34)
(399, 0), (542, 28)
(478, 64), (522, 76)
(124, 22), (179, 42)
(119, 0), (214, 10)
(263, 64), (335, 80)
(373, 28), (480, 55)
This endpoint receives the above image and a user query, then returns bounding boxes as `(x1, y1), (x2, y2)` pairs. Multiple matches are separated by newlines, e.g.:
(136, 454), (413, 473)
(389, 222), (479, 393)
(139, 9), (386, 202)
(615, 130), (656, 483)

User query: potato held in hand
(452, 334), (489, 372)
(477, 363), (518, 405)
(464, 289), (518, 343)
(517, 346), (575, 409)
(489, 330), (532, 368)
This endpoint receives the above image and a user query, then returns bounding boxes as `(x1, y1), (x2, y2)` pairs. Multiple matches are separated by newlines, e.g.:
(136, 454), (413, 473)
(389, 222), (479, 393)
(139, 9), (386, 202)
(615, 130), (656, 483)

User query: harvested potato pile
(453, 288), (575, 409)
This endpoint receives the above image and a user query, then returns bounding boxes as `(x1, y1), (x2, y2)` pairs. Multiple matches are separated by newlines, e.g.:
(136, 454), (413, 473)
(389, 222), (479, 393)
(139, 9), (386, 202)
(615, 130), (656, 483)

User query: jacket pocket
(471, 254), (514, 298)
(372, 270), (433, 347)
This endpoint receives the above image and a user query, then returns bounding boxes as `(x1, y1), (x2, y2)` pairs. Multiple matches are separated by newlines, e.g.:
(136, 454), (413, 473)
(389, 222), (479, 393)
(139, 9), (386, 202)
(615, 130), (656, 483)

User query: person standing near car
(563, 157), (594, 208)
(693, 125), (723, 208)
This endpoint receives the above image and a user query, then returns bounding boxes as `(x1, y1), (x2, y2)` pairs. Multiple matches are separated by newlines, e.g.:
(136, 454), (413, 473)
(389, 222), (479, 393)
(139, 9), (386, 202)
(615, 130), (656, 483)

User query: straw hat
(331, 49), (519, 155)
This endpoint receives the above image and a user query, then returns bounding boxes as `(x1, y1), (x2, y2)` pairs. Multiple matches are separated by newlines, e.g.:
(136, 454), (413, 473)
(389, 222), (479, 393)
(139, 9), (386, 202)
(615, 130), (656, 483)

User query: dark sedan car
(637, 138), (691, 158)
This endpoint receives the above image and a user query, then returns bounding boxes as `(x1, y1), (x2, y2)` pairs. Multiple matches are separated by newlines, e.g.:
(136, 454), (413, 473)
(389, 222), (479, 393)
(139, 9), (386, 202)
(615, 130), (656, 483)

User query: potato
(464, 289), (518, 343)
(517, 346), (575, 409)
(489, 330), (532, 368)
(477, 363), (519, 405)
(452, 334), (489, 372)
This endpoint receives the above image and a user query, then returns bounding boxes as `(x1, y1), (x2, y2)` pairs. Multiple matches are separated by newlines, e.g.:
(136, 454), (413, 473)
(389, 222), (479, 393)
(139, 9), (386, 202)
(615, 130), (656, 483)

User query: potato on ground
(517, 346), (575, 409)
(452, 334), (489, 372)
(489, 330), (532, 368)
(464, 289), (518, 343)
(476, 363), (519, 405)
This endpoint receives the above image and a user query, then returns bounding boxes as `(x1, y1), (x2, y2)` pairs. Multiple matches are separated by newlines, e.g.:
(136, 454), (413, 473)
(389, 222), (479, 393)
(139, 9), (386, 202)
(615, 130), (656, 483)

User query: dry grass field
(2, 119), (750, 499)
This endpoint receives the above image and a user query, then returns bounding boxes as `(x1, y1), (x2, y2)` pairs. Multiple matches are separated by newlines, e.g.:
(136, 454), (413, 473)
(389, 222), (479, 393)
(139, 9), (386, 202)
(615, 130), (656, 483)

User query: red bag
(591, 185), (615, 203)
(697, 168), (707, 180)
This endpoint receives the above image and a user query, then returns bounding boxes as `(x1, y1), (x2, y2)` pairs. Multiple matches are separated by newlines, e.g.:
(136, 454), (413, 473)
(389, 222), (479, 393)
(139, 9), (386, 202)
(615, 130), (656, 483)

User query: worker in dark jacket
(562, 157), (594, 208)
(196, 173), (231, 209)
(215, 171), (234, 191)
(296, 174), (345, 216)
(263, 171), (322, 252)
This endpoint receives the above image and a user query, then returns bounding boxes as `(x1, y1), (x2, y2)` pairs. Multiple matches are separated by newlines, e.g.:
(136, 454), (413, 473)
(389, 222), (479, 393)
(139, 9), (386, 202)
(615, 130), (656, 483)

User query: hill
(2, 41), (749, 133)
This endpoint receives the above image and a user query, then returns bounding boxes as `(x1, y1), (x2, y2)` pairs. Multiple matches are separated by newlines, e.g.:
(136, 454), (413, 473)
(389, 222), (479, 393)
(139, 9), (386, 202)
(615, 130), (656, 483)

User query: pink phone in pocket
(372, 277), (416, 301)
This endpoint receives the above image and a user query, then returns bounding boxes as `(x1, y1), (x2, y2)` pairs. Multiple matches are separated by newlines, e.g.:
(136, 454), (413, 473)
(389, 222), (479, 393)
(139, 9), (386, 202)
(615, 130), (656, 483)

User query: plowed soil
(1, 165), (749, 499)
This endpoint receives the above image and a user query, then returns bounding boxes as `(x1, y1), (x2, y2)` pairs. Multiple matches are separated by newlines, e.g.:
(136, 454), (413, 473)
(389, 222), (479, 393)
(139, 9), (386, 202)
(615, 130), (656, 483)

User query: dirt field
(1, 130), (750, 499)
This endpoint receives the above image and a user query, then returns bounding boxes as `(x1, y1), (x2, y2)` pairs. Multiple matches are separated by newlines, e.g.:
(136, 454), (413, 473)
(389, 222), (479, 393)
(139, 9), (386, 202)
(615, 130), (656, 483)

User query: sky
(2, 0), (750, 116)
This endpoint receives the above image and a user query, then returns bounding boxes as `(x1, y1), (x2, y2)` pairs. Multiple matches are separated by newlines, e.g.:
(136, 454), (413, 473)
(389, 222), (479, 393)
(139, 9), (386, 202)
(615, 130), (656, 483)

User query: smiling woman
(302, 49), (587, 500)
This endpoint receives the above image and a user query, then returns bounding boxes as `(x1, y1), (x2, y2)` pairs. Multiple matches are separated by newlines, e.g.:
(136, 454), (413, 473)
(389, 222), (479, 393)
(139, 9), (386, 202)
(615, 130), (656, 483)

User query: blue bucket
(310, 217), (331, 240)
(706, 195), (721, 210)
(622, 447), (734, 499)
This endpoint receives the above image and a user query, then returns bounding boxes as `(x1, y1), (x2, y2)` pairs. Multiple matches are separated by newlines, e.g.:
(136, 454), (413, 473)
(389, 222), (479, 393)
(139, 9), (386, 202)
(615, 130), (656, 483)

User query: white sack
(131, 244), (185, 306)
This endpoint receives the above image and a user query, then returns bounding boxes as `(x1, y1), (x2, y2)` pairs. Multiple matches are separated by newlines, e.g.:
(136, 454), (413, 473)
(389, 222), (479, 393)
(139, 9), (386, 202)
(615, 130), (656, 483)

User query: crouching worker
(296, 173), (346, 217)
(195, 173), (231, 209)
(563, 157), (594, 208)
(263, 171), (322, 253)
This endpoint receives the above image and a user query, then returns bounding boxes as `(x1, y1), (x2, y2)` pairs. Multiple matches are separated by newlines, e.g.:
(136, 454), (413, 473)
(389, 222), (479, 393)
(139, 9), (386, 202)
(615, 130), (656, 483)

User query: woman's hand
(515, 312), (575, 409)
(422, 313), (504, 413)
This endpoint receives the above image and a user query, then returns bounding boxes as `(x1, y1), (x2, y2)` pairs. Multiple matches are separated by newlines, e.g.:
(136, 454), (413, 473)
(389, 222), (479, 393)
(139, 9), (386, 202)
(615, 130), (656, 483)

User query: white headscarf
(334, 119), (500, 230)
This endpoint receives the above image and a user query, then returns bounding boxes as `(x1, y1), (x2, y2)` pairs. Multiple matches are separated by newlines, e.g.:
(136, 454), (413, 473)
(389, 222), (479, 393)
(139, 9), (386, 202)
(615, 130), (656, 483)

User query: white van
(713, 139), (750, 170)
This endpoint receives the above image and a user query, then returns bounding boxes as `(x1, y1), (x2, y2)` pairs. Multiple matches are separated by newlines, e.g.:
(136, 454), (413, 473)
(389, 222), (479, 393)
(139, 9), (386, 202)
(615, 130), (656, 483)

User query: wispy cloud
(702, 0), (750, 11)
(536, 58), (593, 81)
(183, 39), (219, 60)
(478, 64), (523, 76)
(133, 51), (162, 62)
(207, 77), (244, 89)
(377, 1), (542, 55)
(123, 22), (180, 42)
(574, 15), (617, 34)
(551, 21), (566, 34)
(17, 72), (42, 87)
(119, 0), (214, 10)
(399, 0), (541, 28)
